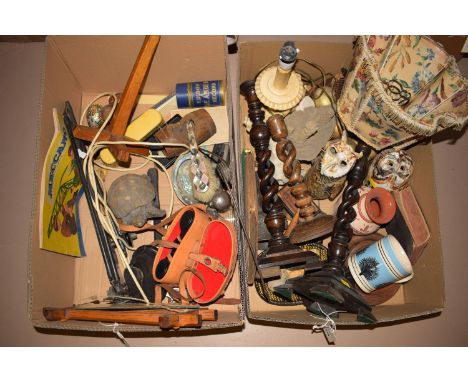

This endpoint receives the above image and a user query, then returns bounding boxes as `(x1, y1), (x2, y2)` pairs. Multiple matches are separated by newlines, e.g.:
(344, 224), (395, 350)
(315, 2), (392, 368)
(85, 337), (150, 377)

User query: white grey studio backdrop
(0, 39), (467, 345)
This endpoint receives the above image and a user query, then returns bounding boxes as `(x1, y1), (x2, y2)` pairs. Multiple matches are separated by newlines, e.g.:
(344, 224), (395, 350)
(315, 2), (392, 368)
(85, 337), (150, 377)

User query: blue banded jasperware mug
(347, 234), (413, 293)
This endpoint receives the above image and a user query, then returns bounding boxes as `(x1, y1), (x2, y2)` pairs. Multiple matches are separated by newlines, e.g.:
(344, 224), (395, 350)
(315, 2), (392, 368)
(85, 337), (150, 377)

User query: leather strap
(179, 267), (207, 303)
(191, 203), (208, 212)
(188, 253), (227, 276)
(154, 283), (185, 305)
(150, 239), (179, 250)
(154, 284), (165, 305)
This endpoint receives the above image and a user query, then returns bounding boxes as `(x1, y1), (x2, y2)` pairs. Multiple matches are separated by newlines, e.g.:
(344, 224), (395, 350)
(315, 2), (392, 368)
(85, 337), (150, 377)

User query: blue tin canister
(176, 80), (225, 108)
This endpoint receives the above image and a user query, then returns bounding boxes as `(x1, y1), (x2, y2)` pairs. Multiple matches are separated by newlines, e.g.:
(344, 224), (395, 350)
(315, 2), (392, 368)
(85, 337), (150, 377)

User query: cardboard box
(28, 36), (243, 333)
(236, 36), (445, 326)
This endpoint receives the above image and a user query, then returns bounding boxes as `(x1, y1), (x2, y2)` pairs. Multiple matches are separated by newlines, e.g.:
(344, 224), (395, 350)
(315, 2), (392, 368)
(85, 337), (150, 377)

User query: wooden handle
(109, 35), (160, 137)
(159, 313), (202, 329)
(73, 125), (150, 157)
(108, 144), (131, 163)
(284, 210), (300, 237)
(43, 307), (217, 328)
(44, 307), (161, 325)
(113, 308), (217, 321)
(43, 307), (69, 321)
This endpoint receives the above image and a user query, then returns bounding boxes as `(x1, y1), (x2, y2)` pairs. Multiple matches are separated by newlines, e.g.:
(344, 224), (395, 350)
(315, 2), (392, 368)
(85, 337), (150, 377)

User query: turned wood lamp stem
(266, 114), (336, 244)
(266, 114), (317, 222)
(240, 80), (289, 250)
(326, 141), (372, 273)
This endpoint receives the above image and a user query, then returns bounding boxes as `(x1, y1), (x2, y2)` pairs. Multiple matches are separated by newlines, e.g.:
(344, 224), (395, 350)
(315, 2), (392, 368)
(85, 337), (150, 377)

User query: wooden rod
(73, 125), (150, 157)
(159, 313), (202, 329)
(43, 307), (217, 329)
(109, 35), (161, 137)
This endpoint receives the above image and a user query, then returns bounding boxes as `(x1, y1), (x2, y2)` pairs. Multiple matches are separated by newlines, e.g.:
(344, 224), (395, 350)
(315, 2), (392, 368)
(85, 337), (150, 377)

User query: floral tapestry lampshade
(337, 35), (468, 151)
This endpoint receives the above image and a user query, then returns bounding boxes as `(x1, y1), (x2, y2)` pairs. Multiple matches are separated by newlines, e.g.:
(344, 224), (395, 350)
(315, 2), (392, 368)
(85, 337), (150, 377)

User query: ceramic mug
(347, 234), (413, 293)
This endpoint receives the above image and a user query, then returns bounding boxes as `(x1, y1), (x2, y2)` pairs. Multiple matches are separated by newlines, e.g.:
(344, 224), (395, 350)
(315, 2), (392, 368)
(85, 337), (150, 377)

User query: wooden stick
(159, 313), (202, 329)
(109, 35), (160, 137)
(73, 125), (149, 157)
(284, 210), (300, 238)
(108, 144), (131, 164)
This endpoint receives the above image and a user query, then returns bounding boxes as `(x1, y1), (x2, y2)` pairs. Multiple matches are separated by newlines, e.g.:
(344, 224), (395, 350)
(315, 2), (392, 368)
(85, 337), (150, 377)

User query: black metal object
(293, 142), (377, 324)
(124, 245), (165, 302)
(152, 208), (195, 281)
(63, 102), (127, 296)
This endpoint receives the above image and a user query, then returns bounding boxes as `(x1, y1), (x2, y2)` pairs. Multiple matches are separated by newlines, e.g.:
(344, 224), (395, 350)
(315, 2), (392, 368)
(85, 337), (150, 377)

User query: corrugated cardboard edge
(226, 40), (247, 323)
(427, 139), (446, 309)
(31, 318), (243, 333)
(27, 41), (48, 322)
(227, 47), (250, 326)
(248, 308), (443, 327)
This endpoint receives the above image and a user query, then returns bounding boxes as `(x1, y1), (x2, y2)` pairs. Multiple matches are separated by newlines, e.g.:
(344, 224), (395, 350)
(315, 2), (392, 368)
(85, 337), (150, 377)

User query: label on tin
(176, 80), (225, 108)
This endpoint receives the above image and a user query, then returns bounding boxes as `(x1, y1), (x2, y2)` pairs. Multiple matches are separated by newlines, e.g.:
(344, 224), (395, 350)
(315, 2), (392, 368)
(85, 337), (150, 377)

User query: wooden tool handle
(44, 307), (162, 326)
(159, 313), (202, 329)
(73, 125), (149, 157)
(43, 307), (217, 329)
(109, 35), (160, 137)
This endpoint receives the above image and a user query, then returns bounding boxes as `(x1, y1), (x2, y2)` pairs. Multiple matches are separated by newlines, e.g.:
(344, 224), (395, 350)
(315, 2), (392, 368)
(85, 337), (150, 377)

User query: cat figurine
(305, 131), (363, 200)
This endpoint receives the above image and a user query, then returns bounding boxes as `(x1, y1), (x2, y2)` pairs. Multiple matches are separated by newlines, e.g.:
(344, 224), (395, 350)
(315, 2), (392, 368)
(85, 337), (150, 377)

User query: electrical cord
(79, 93), (190, 305)
(84, 140), (189, 304)
(295, 58), (346, 135)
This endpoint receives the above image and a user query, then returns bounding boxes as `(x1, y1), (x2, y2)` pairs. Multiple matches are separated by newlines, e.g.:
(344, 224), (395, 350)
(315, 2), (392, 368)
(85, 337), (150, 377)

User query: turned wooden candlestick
(240, 80), (285, 247)
(292, 141), (376, 323)
(240, 80), (318, 271)
(266, 114), (335, 243)
(326, 142), (373, 273)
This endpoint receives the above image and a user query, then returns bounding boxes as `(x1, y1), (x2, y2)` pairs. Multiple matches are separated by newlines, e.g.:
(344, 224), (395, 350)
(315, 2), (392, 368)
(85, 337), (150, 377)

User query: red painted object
(351, 186), (396, 235)
(153, 205), (237, 304)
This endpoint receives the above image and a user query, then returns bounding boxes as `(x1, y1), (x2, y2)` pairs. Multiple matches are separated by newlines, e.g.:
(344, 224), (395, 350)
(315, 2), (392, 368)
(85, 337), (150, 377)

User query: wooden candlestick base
(258, 242), (321, 271)
(289, 212), (336, 244)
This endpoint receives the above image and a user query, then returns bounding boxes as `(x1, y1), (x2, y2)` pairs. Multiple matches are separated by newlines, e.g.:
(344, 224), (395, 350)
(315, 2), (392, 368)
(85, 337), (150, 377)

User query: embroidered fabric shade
(338, 35), (468, 151)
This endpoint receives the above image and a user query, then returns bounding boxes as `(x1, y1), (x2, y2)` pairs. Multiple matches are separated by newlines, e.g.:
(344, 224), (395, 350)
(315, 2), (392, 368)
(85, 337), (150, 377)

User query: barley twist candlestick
(240, 80), (318, 272)
(267, 114), (336, 243)
(326, 142), (372, 273)
(241, 80), (285, 247)
(293, 141), (376, 323)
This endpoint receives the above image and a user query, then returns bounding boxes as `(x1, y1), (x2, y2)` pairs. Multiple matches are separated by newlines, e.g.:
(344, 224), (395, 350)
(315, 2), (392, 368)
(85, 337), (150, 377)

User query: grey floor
(1, 41), (467, 346)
